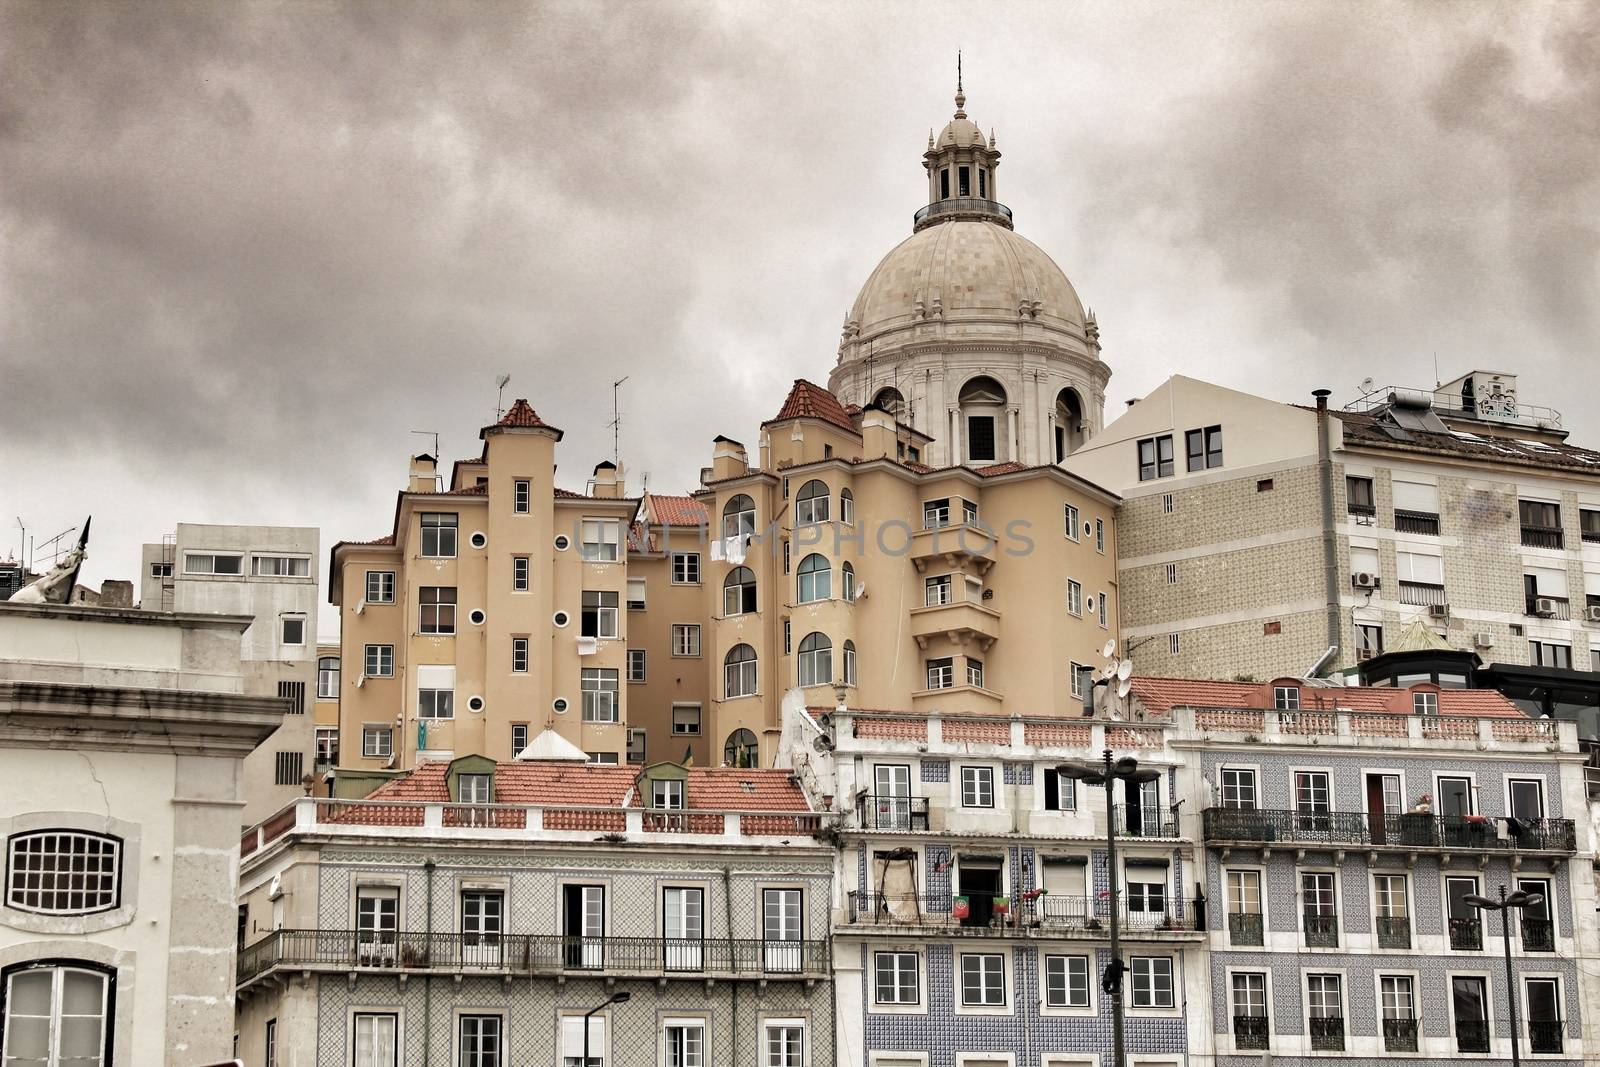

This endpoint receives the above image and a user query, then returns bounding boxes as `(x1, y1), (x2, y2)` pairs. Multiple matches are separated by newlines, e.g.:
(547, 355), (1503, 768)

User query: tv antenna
(409, 430), (440, 459)
(495, 374), (512, 420)
(609, 377), (629, 464)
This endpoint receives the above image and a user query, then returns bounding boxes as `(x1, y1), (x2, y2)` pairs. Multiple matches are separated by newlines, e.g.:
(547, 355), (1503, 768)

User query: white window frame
(1043, 953), (1092, 1010)
(671, 624), (701, 657)
(512, 556), (530, 592)
(1064, 504), (1080, 540)
(252, 554), (310, 578)
(361, 727), (393, 759)
(957, 952), (1007, 1009)
(761, 1019), (806, 1067)
(581, 668), (620, 723)
(627, 649), (647, 683)
(873, 949), (922, 1007)
(579, 518), (622, 562)
(925, 574), (953, 606)
(419, 513), (458, 558)
(960, 766), (995, 809)
(511, 637), (529, 674)
(183, 551), (244, 575)
(1066, 579), (1082, 617)
(671, 552), (701, 585)
(5, 831), (122, 914)
(364, 644), (395, 678)
(512, 478), (531, 514)
(671, 704), (701, 736)
(365, 570), (396, 603)
(1129, 956), (1175, 1009)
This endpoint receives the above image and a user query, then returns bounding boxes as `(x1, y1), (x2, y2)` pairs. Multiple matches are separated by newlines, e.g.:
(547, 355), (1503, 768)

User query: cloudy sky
(3, 0), (1596, 625)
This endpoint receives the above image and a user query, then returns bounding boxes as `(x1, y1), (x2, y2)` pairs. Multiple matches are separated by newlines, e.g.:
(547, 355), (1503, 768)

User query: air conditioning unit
(1428, 603), (1450, 620)
(1352, 572), (1379, 589)
(1474, 632), (1495, 649)
(1586, 605), (1600, 623)
(1534, 598), (1557, 617)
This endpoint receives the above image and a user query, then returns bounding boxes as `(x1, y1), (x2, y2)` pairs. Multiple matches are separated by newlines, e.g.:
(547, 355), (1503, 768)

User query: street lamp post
(582, 990), (630, 1067)
(1464, 885), (1543, 1067)
(1057, 750), (1163, 1067)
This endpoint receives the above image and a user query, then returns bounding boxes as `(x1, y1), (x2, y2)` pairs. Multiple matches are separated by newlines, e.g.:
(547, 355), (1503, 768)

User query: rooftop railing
(912, 198), (1013, 230)
(1184, 707), (1570, 749)
(1344, 385), (1562, 428)
(1202, 808), (1575, 852)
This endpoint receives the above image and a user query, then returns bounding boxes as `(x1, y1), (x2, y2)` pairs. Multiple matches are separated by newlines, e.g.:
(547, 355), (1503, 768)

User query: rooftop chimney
(408, 454), (439, 493)
(711, 436), (748, 481)
(591, 460), (625, 499)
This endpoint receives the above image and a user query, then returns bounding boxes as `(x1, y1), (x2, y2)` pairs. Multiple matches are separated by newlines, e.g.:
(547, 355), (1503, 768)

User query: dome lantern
(917, 69), (1008, 233)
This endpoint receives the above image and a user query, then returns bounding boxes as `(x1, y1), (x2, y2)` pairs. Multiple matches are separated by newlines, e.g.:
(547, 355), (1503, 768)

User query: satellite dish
(1359, 377), (1374, 394)
(1117, 678), (1132, 700)
(1117, 660), (1133, 683)
(1101, 639), (1117, 659)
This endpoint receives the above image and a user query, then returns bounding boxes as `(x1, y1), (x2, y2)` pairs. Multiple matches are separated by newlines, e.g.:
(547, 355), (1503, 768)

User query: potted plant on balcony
(400, 942), (430, 969)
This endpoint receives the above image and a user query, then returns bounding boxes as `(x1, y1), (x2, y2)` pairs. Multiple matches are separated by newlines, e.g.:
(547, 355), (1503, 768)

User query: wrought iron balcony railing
(236, 929), (827, 986)
(1448, 917), (1482, 951)
(1303, 913), (1338, 948)
(1529, 1019), (1564, 1054)
(845, 892), (1203, 934)
(858, 794), (930, 831)
(1376, 916), (1411, 949)
(1455, 1018), (1489, 1054)
(1522, 917), (1555, 952)
(1202, 808), (1575, 852)
(1112, 805), (1183, 838)
(1382, 1017), (1418, 1052)
(1227, 912), (1263, 946)
(1309, 1016), (1345, 1051)
(1232, 1015), (1269, 1050)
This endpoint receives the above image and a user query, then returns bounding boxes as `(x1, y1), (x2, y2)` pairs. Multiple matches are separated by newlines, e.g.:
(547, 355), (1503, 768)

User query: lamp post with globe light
(1463, 886), (1544, 1067)
(1056, 751), (1163, 1067)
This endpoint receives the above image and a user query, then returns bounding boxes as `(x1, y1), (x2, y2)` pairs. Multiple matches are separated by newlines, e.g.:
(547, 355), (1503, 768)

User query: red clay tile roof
(1130, 676), (1523, 718)
(334, 535), (396, 548)
(496, 399), (549, 428)
(649, 494), (709, 527)
(367, 760), (810, 811)
(553, 487), (585, 499)
(763, 379), (858, 434)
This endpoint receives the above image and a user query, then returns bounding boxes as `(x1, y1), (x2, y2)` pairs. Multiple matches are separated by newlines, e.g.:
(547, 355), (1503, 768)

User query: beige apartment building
(1066, 370), (1600, 682)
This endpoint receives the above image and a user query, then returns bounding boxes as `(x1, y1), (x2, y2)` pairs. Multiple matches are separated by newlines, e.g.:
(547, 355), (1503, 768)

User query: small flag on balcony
(992, 895), (1010, 914)
(951, 896), (970, 919)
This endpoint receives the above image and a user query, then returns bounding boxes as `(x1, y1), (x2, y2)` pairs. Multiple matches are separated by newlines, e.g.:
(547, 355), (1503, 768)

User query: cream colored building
(1067, 371), (1600, 682)
(828, 82), (1111, 468)
(0, 599), (281, 1065)
(139, 522), (321, 823)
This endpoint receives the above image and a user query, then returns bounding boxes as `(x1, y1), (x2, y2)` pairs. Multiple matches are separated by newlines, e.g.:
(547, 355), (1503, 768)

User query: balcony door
(663, 887), (704, 971)
(1365, 773), (1401, 844)
(956, 861), (1002, 928)
(563, 884), (605, 969)
(763, 889), (802, 972)
(1294, 771), (1331, 834)
(1437, 776), (1476, 846)
(1445, 877), (1481, 950)
(1518, 877), (1554, 950)
(356, 886), (399, 966)
(1526, 978), (1562, 1053)
(874, 765), (912, 830)
(1452, 976), (1489, 1053)
(460, 889), (503, 968)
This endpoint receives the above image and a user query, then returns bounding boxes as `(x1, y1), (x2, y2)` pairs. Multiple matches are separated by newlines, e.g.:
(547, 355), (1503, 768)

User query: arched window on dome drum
(723, 567), (756, 616)
(797, 553), (830, 604)
(724, 728), (758, 768)
(843, 640), (858, 686)
(871, 388), (905, 418)
(795, 480), (829, 526)
(722, 494), (755, 539)
(841, 561), (856, 603)
(839, 488), (854, 527)
(959, 376), (1008, 464)
(1054, 387), (1086, 462)
(723, 645), (757, 700)
(797, 632), (832, 688)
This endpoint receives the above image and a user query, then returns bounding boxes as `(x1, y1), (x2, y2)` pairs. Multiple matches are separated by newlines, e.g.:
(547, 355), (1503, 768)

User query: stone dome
(847, 218), (1088, 350)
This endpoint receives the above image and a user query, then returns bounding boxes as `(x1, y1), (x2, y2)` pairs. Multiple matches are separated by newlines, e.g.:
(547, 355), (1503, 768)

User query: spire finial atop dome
(954, 51), (966, 118)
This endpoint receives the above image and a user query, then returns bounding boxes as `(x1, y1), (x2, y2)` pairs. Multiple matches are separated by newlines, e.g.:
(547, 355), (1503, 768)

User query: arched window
(795, 480), (830, 525)
(797, 553), (831, 603)
(724, 728), (759, 768)
(1054, 387), (1086, 462)
(840, 488), (855, 526)
(317, 656), (340, 699)
(722, 494), (756, 538)
(841, 561), (857, 603)
(959, 376), (1008, 464)
(724, 644), (757, 699)
(797, 632), (833, 687)
(723, 566), (756, 616)
(1, 963), (112, 1065)
(6, 831), (122, 914)
(843, 640), (857, 686)
(871, 387), (905, 417)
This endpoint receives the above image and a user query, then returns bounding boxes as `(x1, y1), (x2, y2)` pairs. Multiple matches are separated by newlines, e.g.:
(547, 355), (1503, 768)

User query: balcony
(845, 892), (1203, 936)
(1448, 917), (1482, 951)
(236, 930), (827, 988)
(1398, 580), (1447, 607)
(1455, 1019), (1490, 1054)
(909, 599), (1000, 651)
(1529, 1020), (1564, 1054)
(1112, 805), (1182, 839)
(1303, 913), (1339, 948)
(1522, 917), (1555, 952)
(1309, 1017), (1345, 1051)
(1522, 524), (1565, 549)
(1394, 509), (1440, 535)
(1201, 808), (1576, 854)
(1232, 1015), (1269, 1050)
(913, 197), (1014, 231)
(907, 523), (997, 575)
(1525, 594), (1571, 620)
(1227, 912), (1263, 946)
(1383, 1018), (1418, 1052)
(858, 794), (929, 831)
(1376, 916), (1412, 949)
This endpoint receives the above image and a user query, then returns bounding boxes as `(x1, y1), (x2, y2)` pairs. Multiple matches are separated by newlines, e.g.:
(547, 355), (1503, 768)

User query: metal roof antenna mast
(495, 373), (512, 421)
(610, 376), (629, 465)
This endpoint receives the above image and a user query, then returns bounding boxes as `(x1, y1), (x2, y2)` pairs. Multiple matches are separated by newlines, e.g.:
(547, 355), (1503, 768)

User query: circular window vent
(469, 609), (486, 626)
(552, 697), (569, 714)
(553, 610), (571, 627)
(1083, 521), (1093, 538)
(554, 534), (571, 551)
(470, 531), (488, 549)
(467, 695), (485, 713)
(1085, 597), (1096, 612)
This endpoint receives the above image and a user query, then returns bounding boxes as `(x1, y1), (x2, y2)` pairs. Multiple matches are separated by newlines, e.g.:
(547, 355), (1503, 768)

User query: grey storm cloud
(2, 1), (1596, 615)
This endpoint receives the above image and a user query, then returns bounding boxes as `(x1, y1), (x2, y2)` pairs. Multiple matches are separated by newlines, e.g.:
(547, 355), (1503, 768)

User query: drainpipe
(722, 866), (738, 1056)
(1313, 389), (1341, 675)
(423, 858), (435, 1066)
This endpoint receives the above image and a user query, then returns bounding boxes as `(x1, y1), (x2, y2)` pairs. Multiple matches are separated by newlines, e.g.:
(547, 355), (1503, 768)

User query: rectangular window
(926, 657), (954, 689)
(1063, 503), (1080, 539)
(1307, 974), (1344, 1049)
(1137, 435), (1174, 481)
(419, 586), (456, 634)
(253, 555), (309, 577)
(1098, 590), (1108, 627)
(511, 724), (529, 755)
(672, 705), (701, 735)
(353, 1012), (399, 1067)
(762, 1022), (804, 1067)
(1069, 662), (1087, 700)
(1130, 956), (1174, 1008)
(672, 624), (701, 657)
(183, 552), (244, 575)
(460, 1014), (503, 1067)
(580, 518), (621, 561)
(280, 615), (306, 645)
(1185, 425), (1223, 471)
(418, 687), (453, 720)
(1231, 972), (1267, 1047)
(511, 637), (529, 673)
(512, 556), (530, 591)
(1066, 579), (1083, 617)
(922, 498), (951, 529)
(512, 479), (531, 514)
(1347, 476), (1376, 516)
(652, 779), (684, 810)
(925, 574), (953, 606)
(959, 953), (1005, 1006)
(627, 649), (646, 683)
(1045, 954), (1090, 1007)
(315, 727), (339, 766)
(149, 561), (172, 578)
(1274, 686), (1300, 710)
(1220, 768), (1257, 809)
(458, 773), (491, 804)
(960, 766), (994, 808)
(273, 750), (303, 785)
(966, 415), (996, 461)
(581, 590), (619, 638)
(627, 576), (647, 610)
(1168, 632), (1180, 654)
(1380, 975), (1417, 1051)
(1226, 870), (1262, 945)
(587, 752), (619, 765)
(875, 951), (920, 1005)
(663, 1021), (704, 1067)
(1126, 873), (1166, 914)
(965, 658), (985, 688)
(365, 570), (395, 602)
(265, 1018), (277, 1067)
(1043, 767), (1076, 812)
(581, 668), (619, 722)
(1164, 563), (1178, 584)
(671, 552), (701, 584)
(1508, 778), (1544, 820)
(1095, 518), (1105, 552)
(627, 728), (647, 764)
(1529, 640), (1572, 668)
(419, 513), (458, 557)
(361, 727), (393, 759)
(364, 644), (395, 677)
(277, 679), (306, 715)
(1357, 623), (1383, 660)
